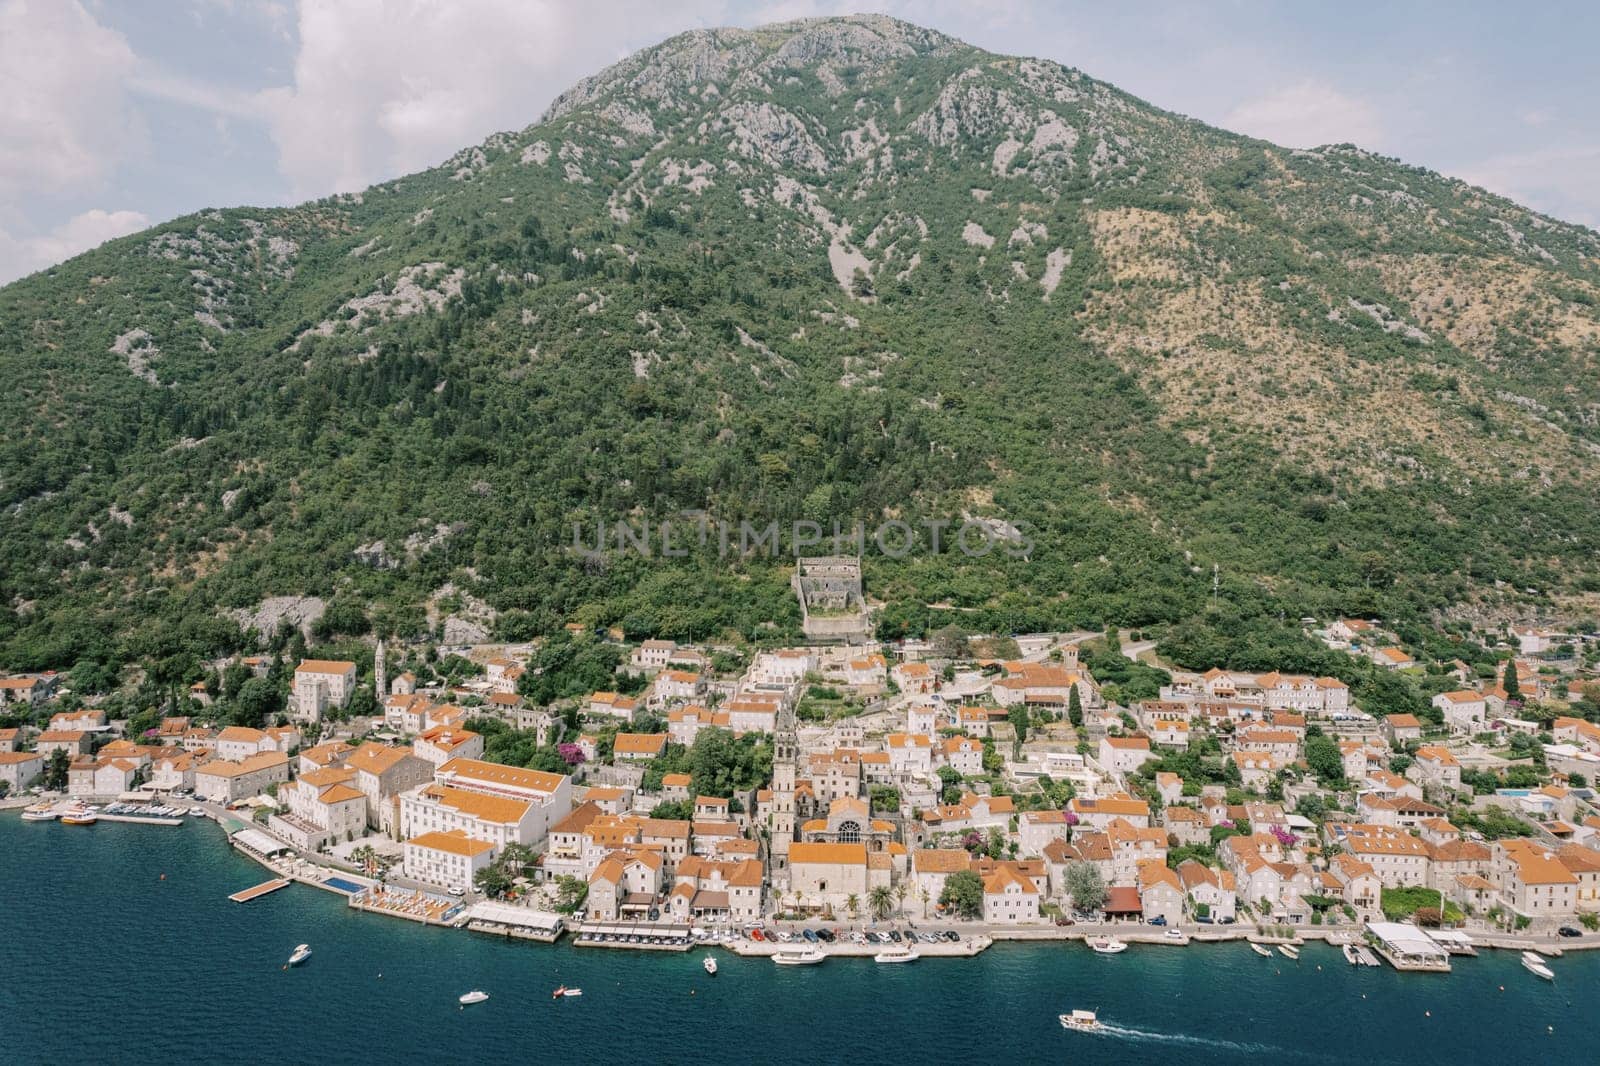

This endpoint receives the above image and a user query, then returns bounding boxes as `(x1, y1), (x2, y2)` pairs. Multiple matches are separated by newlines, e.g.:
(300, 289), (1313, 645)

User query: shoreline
(11, 808), (1596, 961)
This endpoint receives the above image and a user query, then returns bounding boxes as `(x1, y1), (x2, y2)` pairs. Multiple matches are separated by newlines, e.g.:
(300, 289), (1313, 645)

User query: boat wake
(1095, 1024), (1346, 1061)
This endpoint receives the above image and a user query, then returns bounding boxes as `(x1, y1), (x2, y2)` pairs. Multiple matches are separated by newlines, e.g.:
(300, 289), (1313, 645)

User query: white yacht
(703, 955), (718, 976)
(1059, 1009), (1102, 1032)
(874, 945), (919, 964)
(19, 803), (58, 822)
(458, 990), (490, 1005)
(1277, 944), (1300, 960)
(1250, 942), (1273, 958)
(1088, 937), (1128, 955)
(287, 944), (312, 966)
(1522, 956), (1554, 980)
(772, 947), (826, 966)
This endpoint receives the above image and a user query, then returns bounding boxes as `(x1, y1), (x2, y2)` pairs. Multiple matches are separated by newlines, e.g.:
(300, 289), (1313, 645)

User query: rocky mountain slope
(3, 15), (1600, 675)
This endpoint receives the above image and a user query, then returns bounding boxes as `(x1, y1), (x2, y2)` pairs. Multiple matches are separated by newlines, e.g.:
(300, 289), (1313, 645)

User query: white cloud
(0, 208), (150, 284)
(1458, 145), (1600, 230)
(0, 0), (143, 199)
(1223, 80), (1383, 150)
(254, 0), (727, 199)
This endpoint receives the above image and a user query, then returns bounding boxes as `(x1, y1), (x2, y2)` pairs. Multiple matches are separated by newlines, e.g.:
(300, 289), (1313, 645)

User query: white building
(403, 829), (494, 893)
(292, 659), (358, 722)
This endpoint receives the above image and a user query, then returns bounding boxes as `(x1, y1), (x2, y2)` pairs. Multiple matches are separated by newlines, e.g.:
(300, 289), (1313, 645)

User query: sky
(2, 0), (1598, 284)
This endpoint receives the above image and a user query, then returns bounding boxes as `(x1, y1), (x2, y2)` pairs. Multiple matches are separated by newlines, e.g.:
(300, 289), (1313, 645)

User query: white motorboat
(287, 944), (312, 966)
(772, 948), (827, 966)
(458, 990), (489, 1005)
(1522, 957), (1554, 981)
(703, 955), (718, 976)
(19, 803), (58, 822)
(59, 805), (98, 826)
(1250, 942), (1273, 958)
(189, 807), (207, 817)
(1059, 1009), (1102, 1032)
(874, 946), (919, 964)
(1521, 950), (1548, 966)
(1342, 943), (1360, 966)
(1088, 937), (1127, 955)
(1277, 944), (1300, 960)
(554, 987), (582, 998)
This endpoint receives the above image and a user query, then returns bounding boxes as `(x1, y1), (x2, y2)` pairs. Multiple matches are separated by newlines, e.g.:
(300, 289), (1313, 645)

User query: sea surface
(4, 813), (1595, 1065)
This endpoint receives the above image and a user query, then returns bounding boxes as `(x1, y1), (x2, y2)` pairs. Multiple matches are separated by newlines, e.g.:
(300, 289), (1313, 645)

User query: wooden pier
(229, 878), (291, 903)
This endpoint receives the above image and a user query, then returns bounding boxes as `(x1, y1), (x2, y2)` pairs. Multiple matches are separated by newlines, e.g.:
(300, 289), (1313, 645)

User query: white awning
(232, 828), (291, 856)
(464, 902), (564, 931)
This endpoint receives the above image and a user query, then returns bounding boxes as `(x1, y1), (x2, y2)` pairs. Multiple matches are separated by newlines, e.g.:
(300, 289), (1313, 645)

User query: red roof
(1104, 886), (1144, 914)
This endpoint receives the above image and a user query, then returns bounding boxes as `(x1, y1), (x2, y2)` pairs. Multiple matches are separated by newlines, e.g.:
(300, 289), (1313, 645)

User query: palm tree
(352, 844), (377, 876)
(869, 885), (895, 922)
(894, 881), (909, 918)
(846, 893), (860, 919)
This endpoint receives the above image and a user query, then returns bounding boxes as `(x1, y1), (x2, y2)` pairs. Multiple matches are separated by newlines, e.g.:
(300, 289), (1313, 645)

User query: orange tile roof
(407, 828), (494, 858)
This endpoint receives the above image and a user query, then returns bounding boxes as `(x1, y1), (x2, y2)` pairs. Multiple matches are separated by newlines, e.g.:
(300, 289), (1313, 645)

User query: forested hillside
(3, 15), (1600, 688)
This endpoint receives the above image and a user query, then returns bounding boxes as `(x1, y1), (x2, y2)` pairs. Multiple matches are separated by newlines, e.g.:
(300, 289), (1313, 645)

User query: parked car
(1558, 926), (1583, 938)
(889, 930), (902, 942)
(1054, 916), (1074, 927)
(1148, 916), (1167, 926)
(802, 928), (819, 943)
(943, 930), (960, 942)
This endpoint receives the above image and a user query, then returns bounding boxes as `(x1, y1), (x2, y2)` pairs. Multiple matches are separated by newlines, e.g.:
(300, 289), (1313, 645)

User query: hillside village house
(0, 673), (56, 707)
(613, 733), (668, 762)
(215, 725), (300, 762)
(1432, 690), (1491, 734)
(1099, 735), (1154, 773)
(1069, 793), (1151, 829)
(982, 864), (1040, 923)
(403, 829), (494, 893)
(148, 751), (197, 792)
(650, 669), (705, 708)
(630, 639), (677, 672)
(69, 757), (141, 799)
(843, 654), (887, 688)
(413, 725), (484, 767)
(584, 691), (640, 723)
(588, 851), (666, 920)
(272, 767), (369, 850)
(1381, 715), (1424, 745)
(1176, 859), (1237, 922)
(345, 742), (434, 834)
(0, 750), (44, 792)
(1371, 647), (1416, 670)
(1138, 861), (1185, 924)
(292, 659), (358, 722)
(34, 730), (90, 758)
(193, 751), (290, 803)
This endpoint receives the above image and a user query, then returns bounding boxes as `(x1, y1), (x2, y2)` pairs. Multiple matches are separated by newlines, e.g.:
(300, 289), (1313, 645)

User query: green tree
(553, 875), (588, 914)
(43, 749), (70, 791)
(1007, 704), (1029, 757)
(1067, 685), (1083, 729)
(868, 885), (895, 920)
(938, 869), (984, 919)
(1502, 660), (1521, 702)
(474, 863), (514, 900)
(1063, 860), (1107, 913)
(1303, 728), (1345, 783)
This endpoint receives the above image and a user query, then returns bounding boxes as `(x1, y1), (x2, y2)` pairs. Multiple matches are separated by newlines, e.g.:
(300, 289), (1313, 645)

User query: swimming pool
(323, 877), (365, 894)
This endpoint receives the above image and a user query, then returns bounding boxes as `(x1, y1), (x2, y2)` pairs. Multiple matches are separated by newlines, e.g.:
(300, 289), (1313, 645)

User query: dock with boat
(229, 878), (291, 903)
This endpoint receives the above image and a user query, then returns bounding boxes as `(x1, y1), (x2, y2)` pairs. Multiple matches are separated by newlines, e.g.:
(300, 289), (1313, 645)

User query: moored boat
(60, 805), (98, 826)
(772, 947), (826, 966)
(1278, 944), (1300, 960)
(287, 944), (312, 966)
(1250, 942), (1273, 958)
(19, 803), (58, 822)
(1343, 943), (1360, 966)
(1059, 1009), (1102, 1032)
(1088, 937), (1127, 955)
(702, 955), (718, 975)
(1522, 957), (1554, 981)
(875, 945), (919, 964)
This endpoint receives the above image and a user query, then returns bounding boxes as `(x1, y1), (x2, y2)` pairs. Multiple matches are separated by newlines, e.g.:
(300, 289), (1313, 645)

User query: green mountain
(4, 14), (1600, 682)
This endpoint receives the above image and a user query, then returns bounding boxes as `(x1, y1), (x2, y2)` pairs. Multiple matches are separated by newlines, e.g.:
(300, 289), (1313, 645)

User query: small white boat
(875, 946), (919, 964)
(1250, 942), (1273, 958)
(702, 955), (718, 975)
(1278, 944), (1300, 960)
(557, 987), (582, 997)
(1342, 943), (1360, 966)
(189, 807), (207, 817)
(1521, 950), (1548, 966)
(19, 803), (58, 822)
(772, 947), (827, 966)
(1522, 957), (1554, 981)
(287, 944), (312, 966)
(1059, 1009), (1102, 1032)
(1088, 937), (1127, 955)
(458, 990), (489, 1005)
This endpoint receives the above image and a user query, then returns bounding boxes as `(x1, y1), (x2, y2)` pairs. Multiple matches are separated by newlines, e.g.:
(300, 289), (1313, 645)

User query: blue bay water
(3, 813), (1595, 1065)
